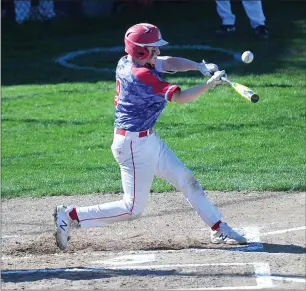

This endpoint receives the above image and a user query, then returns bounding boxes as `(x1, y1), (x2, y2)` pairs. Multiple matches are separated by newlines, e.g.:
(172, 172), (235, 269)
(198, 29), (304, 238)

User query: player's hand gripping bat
(201, 60), (259, 103)
(221, 77), (260, 103)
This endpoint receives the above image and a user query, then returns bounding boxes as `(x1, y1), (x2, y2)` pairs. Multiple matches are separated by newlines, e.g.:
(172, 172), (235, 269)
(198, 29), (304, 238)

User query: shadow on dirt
(2, 267), (306, 283)
(143, 242), (306, 255)
(260, 243), (306, 254)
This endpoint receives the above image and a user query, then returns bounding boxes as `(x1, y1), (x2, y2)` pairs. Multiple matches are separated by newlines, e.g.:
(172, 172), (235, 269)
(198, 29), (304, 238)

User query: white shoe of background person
(54, 205), (74, 250)
(211, 222), (247, 245)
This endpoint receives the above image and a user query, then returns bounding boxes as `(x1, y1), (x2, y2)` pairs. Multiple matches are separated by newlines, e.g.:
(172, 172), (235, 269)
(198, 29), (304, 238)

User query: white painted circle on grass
(55, 45), (241, 72)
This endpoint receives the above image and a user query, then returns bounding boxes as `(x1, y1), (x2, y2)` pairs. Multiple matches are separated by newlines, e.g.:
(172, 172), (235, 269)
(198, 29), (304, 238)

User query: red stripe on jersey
(132, 66), (180, 102)
(165, 85), (180, 102)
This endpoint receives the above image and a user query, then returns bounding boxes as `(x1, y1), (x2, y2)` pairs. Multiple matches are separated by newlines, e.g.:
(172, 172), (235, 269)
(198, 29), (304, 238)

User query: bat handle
(221, 77), (232, 85)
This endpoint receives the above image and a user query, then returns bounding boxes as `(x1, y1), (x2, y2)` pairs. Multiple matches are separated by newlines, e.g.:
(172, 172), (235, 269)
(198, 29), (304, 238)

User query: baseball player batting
(54, 23), (247, 250)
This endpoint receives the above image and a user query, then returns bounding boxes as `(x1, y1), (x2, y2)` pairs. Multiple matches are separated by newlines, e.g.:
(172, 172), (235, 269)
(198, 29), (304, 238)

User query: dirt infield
(1, 191), (306, 290)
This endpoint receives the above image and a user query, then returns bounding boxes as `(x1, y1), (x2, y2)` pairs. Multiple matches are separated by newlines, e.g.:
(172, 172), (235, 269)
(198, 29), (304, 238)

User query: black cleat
(254, 25), (269, 40)
(216, 25), (236, 34)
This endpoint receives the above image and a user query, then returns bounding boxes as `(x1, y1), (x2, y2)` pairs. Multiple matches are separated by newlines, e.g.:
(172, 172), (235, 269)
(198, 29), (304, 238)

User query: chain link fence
(1, 0), (189, 24)
(1, 0), (191, 24)
(1, 0), (118, 24)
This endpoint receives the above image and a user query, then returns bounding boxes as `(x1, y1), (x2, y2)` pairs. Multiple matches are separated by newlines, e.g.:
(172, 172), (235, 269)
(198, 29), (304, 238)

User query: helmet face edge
(124, 23), (168, 60)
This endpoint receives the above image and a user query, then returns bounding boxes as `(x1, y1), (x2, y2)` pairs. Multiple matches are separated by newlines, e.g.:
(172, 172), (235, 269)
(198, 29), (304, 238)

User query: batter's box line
(1, 262), (274, 290)
(229, 225), (306, 252)
(110, 262), (273, 290)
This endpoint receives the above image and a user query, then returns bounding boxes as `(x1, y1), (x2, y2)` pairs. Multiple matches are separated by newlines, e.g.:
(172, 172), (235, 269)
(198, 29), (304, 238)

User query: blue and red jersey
(114, 56), (180, 132)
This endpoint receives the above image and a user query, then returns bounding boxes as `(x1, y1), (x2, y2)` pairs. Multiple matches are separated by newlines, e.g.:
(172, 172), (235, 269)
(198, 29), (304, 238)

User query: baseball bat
(221, 77), (260, 103)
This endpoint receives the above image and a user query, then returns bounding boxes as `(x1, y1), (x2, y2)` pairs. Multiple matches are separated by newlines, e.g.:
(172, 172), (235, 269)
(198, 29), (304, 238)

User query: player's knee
(179, 169), (202, 193)
(130, 208), (143, 218)
(125, 210), (143, 221)
(124, 201), (144, 219)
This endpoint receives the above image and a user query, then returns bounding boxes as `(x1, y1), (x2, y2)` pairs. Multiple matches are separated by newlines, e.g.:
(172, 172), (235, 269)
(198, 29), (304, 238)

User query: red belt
(116, 128), (153, 138)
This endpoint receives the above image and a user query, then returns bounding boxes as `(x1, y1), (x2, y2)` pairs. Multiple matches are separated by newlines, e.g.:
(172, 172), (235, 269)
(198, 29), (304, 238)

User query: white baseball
(241, 51), (254, 64)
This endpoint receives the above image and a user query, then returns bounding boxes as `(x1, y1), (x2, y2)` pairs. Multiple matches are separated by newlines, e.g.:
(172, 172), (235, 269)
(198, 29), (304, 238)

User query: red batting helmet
(124, 23), (168, 60)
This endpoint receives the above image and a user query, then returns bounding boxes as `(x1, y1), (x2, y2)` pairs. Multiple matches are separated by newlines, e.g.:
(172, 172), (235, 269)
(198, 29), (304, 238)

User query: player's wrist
(206, 81), (215, 89)
(197, 62), (209, 73)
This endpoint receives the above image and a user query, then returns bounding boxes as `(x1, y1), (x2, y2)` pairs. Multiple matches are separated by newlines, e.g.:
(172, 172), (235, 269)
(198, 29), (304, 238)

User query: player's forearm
(172, 82), (210, 104)
(163, 57), (199, 72)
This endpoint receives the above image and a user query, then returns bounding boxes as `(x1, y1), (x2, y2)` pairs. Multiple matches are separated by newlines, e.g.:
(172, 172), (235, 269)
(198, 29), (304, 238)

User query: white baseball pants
(76, 130), (222, 228)
(216, 0), (266, 28)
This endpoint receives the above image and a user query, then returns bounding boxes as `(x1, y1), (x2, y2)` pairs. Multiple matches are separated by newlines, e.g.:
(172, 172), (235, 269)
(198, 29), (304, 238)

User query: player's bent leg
(155, 136), (221, 226)
(54, 133), (159, 249)
(76, 160), (155, 228)
(76, 199), (145, 228)
(159, 162), (222, 227)
(77, 134), (157, 227)
(54, 200), (139, 250)
(154, 136), (246, 245)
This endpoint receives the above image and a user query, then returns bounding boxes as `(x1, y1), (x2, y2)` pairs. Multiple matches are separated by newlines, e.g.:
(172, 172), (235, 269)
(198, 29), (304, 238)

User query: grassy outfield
(2, 1), (306, 198)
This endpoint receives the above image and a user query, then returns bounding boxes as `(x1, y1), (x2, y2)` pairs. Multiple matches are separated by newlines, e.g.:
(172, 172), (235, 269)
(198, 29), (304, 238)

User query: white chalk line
(2, 262), (275, 290)
(171, 287), (265, 290)
(3, 260), (304, 286)
(105, 261), (274, 290)
(2, 227), (303, 289)
(267, 276), (306, 283)
(1, 267), (106, 275)
(253, 263), (273, 288)
(1, 263), (255, 275)
(2, 235), (21, 239)
(55, 45), (241, 73)
(105, 262), (259, 269)
(260, 226), (306, 236)
(7, 264), (305, 286)
(98, 253), (156, 266)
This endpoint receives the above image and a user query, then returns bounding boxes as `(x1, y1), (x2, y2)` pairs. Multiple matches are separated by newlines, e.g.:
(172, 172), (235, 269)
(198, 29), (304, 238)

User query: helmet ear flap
(124, 38), (150, 60)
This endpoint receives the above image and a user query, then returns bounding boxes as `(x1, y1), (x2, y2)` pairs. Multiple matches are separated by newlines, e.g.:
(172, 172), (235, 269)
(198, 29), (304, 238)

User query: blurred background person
(14, 0), (56, 24)
(215, 0), (269, 40)
(2, 0), (16, 20)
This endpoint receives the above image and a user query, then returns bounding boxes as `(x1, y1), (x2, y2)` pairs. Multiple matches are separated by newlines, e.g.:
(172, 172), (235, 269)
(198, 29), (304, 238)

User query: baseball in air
(241, 51), (254, 64)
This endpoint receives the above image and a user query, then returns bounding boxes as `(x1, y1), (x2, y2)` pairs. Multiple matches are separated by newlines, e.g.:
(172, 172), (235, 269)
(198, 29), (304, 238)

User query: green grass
(1, 1), (306, 198)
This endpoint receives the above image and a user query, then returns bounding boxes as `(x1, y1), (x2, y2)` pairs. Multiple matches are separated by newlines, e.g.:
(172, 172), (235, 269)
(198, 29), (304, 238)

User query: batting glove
(197, 60), (219, 77)
(206, 70), (227, 88)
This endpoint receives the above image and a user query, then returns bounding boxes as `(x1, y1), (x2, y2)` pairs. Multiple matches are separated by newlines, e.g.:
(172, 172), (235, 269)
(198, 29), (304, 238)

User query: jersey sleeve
(155, 56), (177, 74)
(132, 66), (180, 102)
